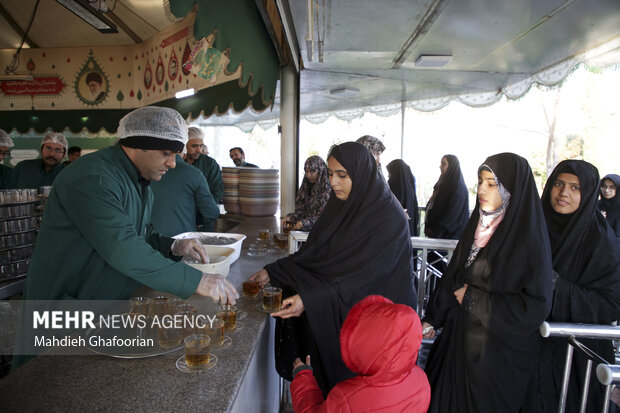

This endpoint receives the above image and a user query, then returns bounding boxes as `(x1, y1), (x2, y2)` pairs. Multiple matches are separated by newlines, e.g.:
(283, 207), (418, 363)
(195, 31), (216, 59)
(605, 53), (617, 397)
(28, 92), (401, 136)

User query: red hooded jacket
(291, 295), (431, 413)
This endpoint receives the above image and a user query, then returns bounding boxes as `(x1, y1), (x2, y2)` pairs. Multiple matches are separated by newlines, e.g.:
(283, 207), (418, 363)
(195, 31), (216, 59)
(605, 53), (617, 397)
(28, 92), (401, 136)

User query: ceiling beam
(106, 10), (142, 43)
(0, 3), (39, 48)
(392, 0), (447, 69)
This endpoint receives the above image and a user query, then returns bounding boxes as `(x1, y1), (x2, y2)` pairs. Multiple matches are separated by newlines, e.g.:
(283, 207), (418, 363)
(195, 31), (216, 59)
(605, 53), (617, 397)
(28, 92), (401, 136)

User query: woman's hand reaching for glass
(249, 269), (270, 288)
(271, 294), (305, 319)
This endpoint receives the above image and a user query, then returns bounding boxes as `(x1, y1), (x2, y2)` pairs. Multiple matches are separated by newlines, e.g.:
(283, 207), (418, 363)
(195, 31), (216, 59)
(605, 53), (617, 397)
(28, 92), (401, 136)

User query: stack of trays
(222, 167), (241, 214)
(0, 189), (39, 281)
(238, 168), (279, 217)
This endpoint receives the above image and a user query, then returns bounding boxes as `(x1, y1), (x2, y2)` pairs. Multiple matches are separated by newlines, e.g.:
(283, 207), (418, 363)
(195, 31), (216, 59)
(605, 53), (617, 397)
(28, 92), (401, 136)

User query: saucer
(255, 303), (281, 314)
(176, 354), (217, 373)
(228, 321), (243, 332)
(246, 251), (267, 258)
(211, 336), (232, 352)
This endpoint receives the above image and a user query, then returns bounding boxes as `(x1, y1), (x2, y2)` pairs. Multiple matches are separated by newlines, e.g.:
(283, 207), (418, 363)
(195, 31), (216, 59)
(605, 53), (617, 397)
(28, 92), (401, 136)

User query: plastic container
(182, 245), (235, 277)
(173, 232), (246, 264)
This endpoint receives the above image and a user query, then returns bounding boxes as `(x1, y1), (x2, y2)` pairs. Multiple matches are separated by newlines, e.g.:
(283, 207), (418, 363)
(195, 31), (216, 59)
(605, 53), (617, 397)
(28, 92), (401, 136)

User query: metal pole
(400, 100), (405, 159)
(418, 246), (428, 317)
(579, 359), (593, 413)
(559, 342), (574, 413)
(280, 65), (300, 219)
(602, 384), (612, 413)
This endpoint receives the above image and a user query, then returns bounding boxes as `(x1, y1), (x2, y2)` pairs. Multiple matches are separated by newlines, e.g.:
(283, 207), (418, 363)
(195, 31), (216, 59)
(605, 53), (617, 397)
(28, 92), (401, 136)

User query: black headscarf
(387, 159), (419, 236)
(425, 154), (469, 239)
(527, 160), (620, 413)
(265, 142), (416, 395)
(424, 153), (553, 412)
(597, 173), (620, 238)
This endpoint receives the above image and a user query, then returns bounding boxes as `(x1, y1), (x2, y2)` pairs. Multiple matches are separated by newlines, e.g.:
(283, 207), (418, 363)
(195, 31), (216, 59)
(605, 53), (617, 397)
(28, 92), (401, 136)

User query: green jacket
(151, 155), (220, 236)
(7, 158), (64, 189)
(23, 144), (202, 301)
(0, 164), (11, 189)
(188, 154), (224, 204)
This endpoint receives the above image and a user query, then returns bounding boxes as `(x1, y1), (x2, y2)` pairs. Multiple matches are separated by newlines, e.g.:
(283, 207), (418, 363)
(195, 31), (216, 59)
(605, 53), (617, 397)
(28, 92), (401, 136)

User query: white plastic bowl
(173, 232), (246, 263)
(182, 245), (235, 277)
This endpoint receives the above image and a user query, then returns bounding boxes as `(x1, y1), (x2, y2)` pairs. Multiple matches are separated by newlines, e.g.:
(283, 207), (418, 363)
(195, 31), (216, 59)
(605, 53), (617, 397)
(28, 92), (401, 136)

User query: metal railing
(286, 232), (459, 315)
(411, 236), (458, 316)
(540, 321), (620, 413)
(288, 231), (308, 255)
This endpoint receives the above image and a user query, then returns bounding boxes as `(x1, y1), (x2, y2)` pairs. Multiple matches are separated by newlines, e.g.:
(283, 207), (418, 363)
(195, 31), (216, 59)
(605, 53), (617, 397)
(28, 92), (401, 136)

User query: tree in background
(541, 87), (563, 177)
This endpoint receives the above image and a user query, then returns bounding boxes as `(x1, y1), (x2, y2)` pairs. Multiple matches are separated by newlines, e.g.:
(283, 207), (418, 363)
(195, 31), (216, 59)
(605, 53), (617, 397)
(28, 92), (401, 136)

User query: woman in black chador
(424, 154), (469, 240)
(422, 153), (553, 413)
(597, 173), (620, 238)
(249, 142), (416, 395)
(387, 159), (419, 236)
(523, 160), (620, 413)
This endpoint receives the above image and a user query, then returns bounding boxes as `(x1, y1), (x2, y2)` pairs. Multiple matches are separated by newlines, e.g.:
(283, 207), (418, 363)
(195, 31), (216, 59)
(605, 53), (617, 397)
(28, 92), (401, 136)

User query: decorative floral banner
(0, 12), (240, 112)
(184, 33), (229, 84)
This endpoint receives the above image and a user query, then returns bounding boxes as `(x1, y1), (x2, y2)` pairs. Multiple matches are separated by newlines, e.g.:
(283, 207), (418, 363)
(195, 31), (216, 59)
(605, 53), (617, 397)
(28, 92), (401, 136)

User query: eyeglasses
(0, 151), (10, 157)
(42, 146), (65, 154)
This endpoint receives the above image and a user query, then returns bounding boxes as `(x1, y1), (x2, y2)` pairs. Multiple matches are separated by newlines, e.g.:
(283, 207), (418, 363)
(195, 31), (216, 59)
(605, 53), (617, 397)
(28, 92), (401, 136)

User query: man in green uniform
(63, 146), (82, 165)
(18, 106), (238, 303)
(7, 132), (66, 189)
(185, 126), (224, 203)
(0, 129), (13, 189)
(13, 107), (238, 369)
(151, 154), (220, 236)
(21, 106), (237, 302)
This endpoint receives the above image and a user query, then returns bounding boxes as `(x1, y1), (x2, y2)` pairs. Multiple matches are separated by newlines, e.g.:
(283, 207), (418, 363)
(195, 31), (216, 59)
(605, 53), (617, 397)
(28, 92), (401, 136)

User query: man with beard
(8, 132), (66, 189)
(229, 147), (258, 168)
(12, 106), (238, 370)
(185, 126), (223, 204)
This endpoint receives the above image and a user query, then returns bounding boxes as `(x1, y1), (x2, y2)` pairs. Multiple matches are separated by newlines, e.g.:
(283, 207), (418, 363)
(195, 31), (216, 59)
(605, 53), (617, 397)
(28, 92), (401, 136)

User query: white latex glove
(195, 274), (239, 305)
(171, 238), (209, 263)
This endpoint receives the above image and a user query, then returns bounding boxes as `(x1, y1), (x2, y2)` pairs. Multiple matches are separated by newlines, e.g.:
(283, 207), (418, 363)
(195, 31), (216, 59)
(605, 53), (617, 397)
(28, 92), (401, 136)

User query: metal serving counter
(0, 215), (287, 413)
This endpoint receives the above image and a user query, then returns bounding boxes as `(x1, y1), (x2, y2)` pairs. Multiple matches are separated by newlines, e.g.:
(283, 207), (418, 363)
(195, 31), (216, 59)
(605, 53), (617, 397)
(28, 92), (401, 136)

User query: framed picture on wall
(76, 70), (108, 105)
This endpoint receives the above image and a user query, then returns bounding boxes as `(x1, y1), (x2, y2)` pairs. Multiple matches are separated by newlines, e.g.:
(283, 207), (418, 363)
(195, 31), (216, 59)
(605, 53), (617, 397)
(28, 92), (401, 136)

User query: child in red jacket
(290, 295), (431, 413)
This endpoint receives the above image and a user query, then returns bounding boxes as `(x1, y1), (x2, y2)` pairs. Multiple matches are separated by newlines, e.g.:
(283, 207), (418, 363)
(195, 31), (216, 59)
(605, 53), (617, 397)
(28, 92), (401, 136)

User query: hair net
(118, 106), (188, 144)
(0, 129), (14, 148)
(41, 132), (68, 152)
(188, 126), (204, 140)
